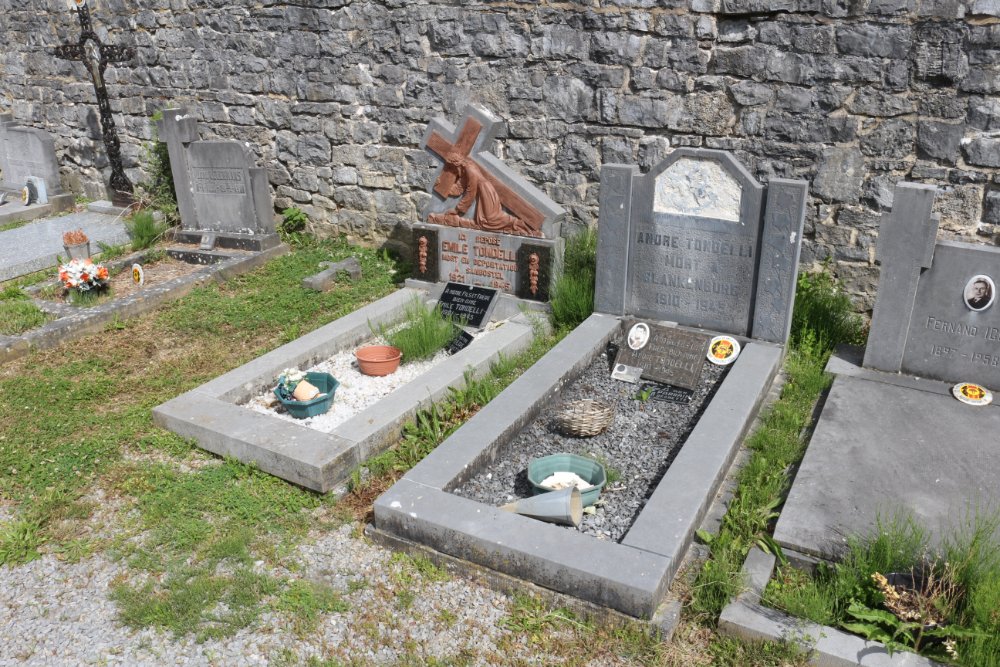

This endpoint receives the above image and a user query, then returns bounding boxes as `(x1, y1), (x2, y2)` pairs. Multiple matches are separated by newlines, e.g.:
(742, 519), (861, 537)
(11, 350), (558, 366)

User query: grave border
(719, 548), (942, 667)
(373, 312), (782, 617)
(153, 287), (542, 493)
(0, 244), (287, 366)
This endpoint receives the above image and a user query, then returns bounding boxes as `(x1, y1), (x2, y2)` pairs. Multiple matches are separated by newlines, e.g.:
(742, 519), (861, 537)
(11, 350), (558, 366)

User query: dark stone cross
(424, 109), (544, 231)
(54, 1), (134, 206)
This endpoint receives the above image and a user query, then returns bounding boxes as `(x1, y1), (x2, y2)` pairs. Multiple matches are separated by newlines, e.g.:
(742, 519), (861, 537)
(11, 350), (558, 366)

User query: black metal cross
(54, 1), (134, 206)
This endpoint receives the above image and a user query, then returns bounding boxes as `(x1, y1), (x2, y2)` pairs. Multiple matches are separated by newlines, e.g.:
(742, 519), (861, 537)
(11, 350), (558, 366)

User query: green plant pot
(274, 371), (339, 419)
(527, 453), (607, 508)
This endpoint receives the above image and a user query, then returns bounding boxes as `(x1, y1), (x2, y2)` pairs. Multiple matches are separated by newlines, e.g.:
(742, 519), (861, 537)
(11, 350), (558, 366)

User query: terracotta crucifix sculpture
(428, 152), (540, 237)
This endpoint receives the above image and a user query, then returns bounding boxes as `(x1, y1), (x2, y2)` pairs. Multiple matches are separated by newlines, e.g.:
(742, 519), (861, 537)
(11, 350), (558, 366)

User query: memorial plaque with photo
(615, 321), (710, 390)
(437, 282), (499, 330)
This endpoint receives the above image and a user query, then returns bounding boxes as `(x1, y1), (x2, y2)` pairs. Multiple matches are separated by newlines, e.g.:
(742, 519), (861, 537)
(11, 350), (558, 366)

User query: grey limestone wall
(2, 0), (1000, 308)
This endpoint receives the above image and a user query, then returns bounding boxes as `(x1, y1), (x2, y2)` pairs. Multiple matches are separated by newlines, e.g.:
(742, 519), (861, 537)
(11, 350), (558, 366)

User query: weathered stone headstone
(864, 183), (1000, 388)
(157, 108), (277, 251)
(614, 320), (709, 390)
(436, 282), (498, 330)
(411, 105), (565, 301)
(595, 148), (808, 344)
(0, 115), (63, 196)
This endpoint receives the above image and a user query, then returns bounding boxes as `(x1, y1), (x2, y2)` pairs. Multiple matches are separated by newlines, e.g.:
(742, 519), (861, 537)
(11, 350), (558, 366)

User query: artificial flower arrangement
(62, 228), (89, 246)
(58, 257), (109, 292)
(277, 367), (320, 401)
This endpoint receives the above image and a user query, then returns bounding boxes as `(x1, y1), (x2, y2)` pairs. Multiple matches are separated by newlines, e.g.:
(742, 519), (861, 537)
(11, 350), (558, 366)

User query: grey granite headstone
(595, 148), (807, 343)
(157, 108), (276, 250)
(864, 183), (939, 373)
(862, 182), (1000, 387)
(0, 114), (62, 194)
(414, 105), (566, 301)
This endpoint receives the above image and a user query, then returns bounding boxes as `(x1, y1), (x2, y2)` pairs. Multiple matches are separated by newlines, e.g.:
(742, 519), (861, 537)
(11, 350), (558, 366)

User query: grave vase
(64, 241), (91, 261)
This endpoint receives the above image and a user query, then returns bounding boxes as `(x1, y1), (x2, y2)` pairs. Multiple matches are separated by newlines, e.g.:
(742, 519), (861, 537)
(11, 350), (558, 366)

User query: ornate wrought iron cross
(54, 0), (134, 205)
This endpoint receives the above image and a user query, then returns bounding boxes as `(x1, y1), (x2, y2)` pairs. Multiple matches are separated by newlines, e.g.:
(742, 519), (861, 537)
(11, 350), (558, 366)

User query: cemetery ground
(0, 235), (865, 666)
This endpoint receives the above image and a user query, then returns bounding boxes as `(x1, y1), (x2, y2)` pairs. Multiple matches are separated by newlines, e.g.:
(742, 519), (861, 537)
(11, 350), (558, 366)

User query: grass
(376, 296), (462, 363)
(0, 237), (399, 639)
(0, 287), (48, 334)
(764, 510), (1000, 665)
(690, 267), (865, 621)
(549, 226), (597, 332)
(0, 218), (30, 233)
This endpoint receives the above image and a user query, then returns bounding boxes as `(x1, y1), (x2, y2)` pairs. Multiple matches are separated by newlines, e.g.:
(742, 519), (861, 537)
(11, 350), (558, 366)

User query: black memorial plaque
(644, 383), (694, 405)
(446, 327), (475, 355)
(615, 320), (710, 390)
(515, 243), (552, 302)
(437, 282), (499, 330)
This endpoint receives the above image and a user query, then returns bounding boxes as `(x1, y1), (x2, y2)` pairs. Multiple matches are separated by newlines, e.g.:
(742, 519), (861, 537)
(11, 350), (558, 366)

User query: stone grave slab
(372, 148), (806, 618)
(774, 369), (1000, 560)
(776, 182), (1000, 561)
(153, 288), (540, 492)
(614, 320), (709, 390)
(157, 108), (277, 251)
(436, 282), (498, 330)
(410, 105), (565, 301)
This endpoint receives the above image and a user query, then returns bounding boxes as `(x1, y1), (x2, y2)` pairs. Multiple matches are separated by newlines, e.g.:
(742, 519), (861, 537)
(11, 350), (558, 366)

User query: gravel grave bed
(453, 340), (730, 542)
(244, 322), (501, 433)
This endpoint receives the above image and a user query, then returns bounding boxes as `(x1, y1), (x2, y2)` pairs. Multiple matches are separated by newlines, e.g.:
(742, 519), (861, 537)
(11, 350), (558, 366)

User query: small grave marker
(445, 328), (474, 355)
(0, 115), (63, 198)
(437, 282), (498, 330)
(614, 321), (710, 390)
(644, 384), (694, 405)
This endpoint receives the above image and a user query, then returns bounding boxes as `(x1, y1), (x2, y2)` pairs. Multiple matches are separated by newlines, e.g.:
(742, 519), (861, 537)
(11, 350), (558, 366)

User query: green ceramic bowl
(527, 453), (607, 507)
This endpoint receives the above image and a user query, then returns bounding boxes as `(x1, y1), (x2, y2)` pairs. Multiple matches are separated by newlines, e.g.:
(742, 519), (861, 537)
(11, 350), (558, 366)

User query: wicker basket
(554, 399), (614, 438)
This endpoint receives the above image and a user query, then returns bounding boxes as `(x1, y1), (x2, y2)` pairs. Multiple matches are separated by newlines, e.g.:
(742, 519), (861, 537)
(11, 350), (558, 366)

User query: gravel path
(0, 519), (530, 666)
(453, 346), (728, 541)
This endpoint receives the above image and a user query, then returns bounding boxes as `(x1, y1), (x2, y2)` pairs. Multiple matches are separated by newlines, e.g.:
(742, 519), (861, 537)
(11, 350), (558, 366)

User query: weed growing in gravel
(277, 579), (349, 636)
(375, 296), (460, 363)
(126, 210), (170, 250)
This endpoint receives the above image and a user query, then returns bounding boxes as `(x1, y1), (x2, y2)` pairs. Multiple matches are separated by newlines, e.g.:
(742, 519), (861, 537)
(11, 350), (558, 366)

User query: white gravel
(244, 325), (499, 433)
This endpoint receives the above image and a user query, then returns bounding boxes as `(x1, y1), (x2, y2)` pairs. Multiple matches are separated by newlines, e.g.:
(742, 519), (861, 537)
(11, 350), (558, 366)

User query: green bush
(279, 207), (308, 240)
(550, 227), (597, 331)
(376, 297), (459, 363)
(126, 211), (169, 251)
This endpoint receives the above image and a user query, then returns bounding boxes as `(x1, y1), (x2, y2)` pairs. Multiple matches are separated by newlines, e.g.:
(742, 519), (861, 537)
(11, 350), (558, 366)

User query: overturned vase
(500, 486), (582, 527)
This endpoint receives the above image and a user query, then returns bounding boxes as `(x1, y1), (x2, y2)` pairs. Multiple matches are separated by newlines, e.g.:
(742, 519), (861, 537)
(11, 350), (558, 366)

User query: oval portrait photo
(964, 275), (996, 312)
(627, 322), (650, 351)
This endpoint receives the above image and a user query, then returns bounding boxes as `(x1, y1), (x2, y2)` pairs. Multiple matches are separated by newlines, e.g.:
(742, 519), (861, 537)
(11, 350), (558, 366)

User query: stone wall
(3, 0), (999, 309)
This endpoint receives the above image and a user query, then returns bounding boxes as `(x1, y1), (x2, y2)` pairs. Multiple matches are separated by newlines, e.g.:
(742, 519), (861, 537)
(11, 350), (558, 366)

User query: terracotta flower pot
(355, 345), (402, 376)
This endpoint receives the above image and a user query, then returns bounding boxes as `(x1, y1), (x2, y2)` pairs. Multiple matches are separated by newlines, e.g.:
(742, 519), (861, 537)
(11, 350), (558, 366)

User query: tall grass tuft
(550, 226), (597, 331)
(377, 297), (458, 363)
(126, 211), (170, 251)
(791, 264), (866, 355)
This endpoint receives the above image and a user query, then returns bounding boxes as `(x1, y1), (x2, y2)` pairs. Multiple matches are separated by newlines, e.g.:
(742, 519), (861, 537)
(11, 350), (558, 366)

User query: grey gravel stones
(453, 342), (727, 542)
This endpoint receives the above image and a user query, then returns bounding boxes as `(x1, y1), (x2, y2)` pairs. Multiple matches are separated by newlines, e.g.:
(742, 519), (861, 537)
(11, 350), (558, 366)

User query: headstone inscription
(412, 105), (566, 301)
(436, 282), (499, 330)
(865, 183), (1000, 389)
(614, 321), (709, 390)
(54, 0), (134, 206)
(0, 115), (62, 195)
(595, 149), (808, 344)
(157, 108), (278, 251)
